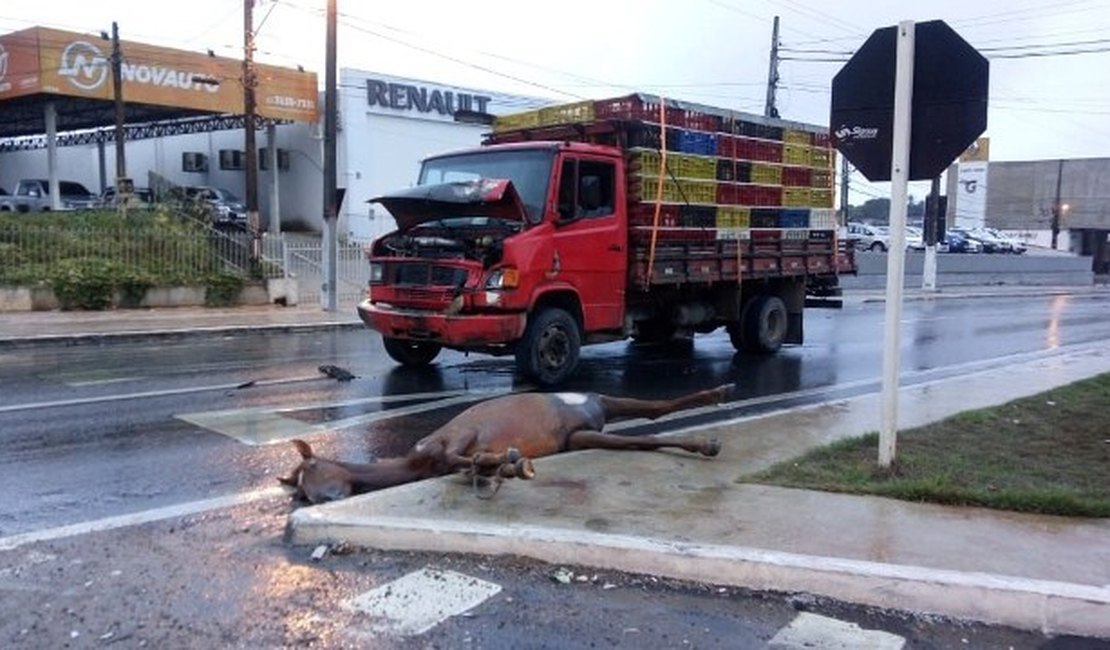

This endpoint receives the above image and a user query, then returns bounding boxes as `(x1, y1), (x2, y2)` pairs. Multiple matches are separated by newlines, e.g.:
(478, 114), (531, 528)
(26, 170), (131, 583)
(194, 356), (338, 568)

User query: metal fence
(0, 221), (371, 307)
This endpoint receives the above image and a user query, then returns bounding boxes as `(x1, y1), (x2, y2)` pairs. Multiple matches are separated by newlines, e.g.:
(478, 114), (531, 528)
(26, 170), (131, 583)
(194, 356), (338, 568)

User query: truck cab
(359, 142), (628, 385)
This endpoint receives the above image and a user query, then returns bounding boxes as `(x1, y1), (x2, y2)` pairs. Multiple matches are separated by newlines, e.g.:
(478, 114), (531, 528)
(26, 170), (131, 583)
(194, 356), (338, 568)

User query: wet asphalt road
(2, 292), (1109, 537)
(1, 292), (1110, 648)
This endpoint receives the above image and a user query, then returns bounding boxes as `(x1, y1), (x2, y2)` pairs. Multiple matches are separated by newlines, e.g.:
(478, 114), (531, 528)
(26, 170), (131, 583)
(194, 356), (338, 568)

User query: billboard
(955, 161), (988, 229)
(0, 27), (317, 122)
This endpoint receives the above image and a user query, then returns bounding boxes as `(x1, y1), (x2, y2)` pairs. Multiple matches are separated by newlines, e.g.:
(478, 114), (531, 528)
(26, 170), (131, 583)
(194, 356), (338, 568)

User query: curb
(288, 511), (1110, 638)
(0, 320), (364, 349)
(849, 286), (1097, 304)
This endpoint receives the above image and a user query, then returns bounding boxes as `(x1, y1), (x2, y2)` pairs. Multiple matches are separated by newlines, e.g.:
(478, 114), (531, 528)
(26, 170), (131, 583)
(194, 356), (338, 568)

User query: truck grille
(394, 263), (468, 287)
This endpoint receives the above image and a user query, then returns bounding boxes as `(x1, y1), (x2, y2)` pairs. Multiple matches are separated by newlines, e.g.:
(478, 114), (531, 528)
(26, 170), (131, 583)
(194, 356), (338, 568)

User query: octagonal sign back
(830, 20), (989, 182)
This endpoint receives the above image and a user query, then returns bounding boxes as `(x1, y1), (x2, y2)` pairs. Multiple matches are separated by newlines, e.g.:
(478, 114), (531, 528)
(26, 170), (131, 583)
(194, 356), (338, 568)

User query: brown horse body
(280, 385), (729, 503)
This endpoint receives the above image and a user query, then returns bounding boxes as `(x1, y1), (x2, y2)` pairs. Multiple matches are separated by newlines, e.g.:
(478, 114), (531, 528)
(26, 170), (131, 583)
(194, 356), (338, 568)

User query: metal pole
(839, 156), (850, 225)
(1051, 159), (1063, 250)
(268, 122), (281, 234)
(879, 20), (915, 468)
(111, 22), (126, 184)
(763, 16), (780, 119)
(322, 0), (338, 311)
(45, 102), (60, 210)
(244, 0), (261, 262)
(922, 175), (940, 292)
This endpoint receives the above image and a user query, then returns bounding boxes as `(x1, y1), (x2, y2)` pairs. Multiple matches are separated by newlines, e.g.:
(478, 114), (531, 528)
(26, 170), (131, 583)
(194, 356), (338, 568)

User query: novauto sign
(57, 40), (109, 90)
(5, 26), (318, 121)
(57, 39), (218, 94)
(366, 78), (491, 117)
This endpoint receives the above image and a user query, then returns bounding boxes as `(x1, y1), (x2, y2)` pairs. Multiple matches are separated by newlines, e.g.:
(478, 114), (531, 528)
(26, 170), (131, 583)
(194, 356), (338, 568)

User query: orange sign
(0, 27), (317, 122)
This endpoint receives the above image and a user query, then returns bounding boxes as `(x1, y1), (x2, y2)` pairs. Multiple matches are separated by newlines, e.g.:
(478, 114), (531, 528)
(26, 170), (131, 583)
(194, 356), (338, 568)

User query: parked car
(847, 222), (891, 252)
(0, 179), (99, 212)
(983, 227), (1027, 254)
(953, 227), (1008, 254)
(99, 186), (155, 209)
(905, 226), (926, 251)
(180, 186), (247, 228)
(943, 231), (983, 254)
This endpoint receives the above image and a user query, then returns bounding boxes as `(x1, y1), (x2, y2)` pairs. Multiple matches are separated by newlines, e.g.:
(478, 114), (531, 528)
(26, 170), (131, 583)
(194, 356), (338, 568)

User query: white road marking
(0, 376), (320, 414)
(769, 612), (905, 649)
(177, 389), (506, 445)
(345, 567), (501, 637)
(0, 486), (286, 552)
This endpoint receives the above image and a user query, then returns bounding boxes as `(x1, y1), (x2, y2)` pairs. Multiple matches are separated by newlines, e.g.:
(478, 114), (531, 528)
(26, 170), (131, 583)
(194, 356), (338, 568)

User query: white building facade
(0, 70), (551, 240)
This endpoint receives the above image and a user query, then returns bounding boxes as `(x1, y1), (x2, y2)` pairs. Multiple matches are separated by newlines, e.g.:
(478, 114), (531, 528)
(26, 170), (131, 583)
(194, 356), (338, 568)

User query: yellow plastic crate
(750, 163), (782, 185)
(811, 188), (834, 207)
(673, 154), (717, 180)
(810, 148), (832, 168)
(716, 206), (751, 229)
(677, 179), (718, 204)
(783, 129), (812, 145)
(492, 109), (541, 132)
(783, 187), (812, 207)
(629, 150), (663, 177)
(634, 177), (682, 202)
(538, 100), (595, 127)
(783, 144), (812, 166)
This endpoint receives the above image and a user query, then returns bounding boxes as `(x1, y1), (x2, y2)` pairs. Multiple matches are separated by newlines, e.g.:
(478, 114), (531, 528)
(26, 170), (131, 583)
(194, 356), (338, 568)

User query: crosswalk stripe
(769, 612), (905, 649)
(344, 567), (501, 637)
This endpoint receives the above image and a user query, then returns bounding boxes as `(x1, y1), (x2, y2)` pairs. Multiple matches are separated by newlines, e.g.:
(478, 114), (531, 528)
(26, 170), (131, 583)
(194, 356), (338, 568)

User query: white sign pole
(879, 20), (915, 468)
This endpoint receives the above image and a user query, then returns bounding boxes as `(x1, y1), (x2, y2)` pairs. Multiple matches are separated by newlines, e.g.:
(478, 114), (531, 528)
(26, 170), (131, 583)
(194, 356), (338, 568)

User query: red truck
(358, 94), (854, 386)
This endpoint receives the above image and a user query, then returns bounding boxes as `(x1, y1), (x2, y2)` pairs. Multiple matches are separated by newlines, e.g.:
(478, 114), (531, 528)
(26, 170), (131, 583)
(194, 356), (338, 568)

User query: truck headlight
(484, 267), (519, 289)
(369, 262), (384, 283)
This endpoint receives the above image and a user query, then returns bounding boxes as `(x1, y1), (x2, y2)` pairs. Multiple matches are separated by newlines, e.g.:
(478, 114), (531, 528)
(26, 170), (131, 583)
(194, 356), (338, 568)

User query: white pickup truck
(0, 179), (99, 212)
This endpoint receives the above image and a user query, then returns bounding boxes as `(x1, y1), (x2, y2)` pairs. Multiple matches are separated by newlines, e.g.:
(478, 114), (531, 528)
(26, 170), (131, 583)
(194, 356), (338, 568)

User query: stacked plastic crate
(490, 95), (840, 284)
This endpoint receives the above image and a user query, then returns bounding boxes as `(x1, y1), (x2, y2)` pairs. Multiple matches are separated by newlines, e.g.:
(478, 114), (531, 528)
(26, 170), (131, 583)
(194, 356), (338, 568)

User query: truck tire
(515, 307), (581, 387)
(727, 295), (787, 354)
(382, 337), (441, 366)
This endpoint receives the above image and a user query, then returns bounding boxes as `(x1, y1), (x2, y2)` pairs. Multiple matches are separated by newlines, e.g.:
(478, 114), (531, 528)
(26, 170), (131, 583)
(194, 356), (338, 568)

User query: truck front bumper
(357, 299), (527, 348)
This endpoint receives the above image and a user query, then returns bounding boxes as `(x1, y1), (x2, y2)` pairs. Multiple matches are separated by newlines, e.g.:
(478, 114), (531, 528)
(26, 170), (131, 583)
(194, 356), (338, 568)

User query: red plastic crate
(716, 183), (736, 205)
(781, 166), (813, 187)
(717, 134), (736, 158)
(594, 95), (682, 124)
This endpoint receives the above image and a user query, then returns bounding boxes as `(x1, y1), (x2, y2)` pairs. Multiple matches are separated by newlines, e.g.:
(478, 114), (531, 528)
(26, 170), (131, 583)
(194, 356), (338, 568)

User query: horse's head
(277, 439), (357, 504)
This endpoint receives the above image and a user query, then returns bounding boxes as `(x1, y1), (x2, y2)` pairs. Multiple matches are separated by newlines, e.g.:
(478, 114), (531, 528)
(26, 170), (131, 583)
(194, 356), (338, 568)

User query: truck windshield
(419, 149), (553, 224)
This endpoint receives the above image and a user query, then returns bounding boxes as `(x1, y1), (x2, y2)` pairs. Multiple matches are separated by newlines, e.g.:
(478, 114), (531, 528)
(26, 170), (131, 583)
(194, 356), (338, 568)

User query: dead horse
(279, 384), (731, 504)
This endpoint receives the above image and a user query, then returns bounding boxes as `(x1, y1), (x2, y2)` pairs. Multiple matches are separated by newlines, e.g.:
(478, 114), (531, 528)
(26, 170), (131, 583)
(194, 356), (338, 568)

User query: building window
(182, 152), (209, 172)
(258, 148), (292, 171)
(219, 149), (245, 170)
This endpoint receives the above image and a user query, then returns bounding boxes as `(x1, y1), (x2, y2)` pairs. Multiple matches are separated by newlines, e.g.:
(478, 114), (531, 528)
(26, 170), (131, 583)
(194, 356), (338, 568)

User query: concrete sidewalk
(0, 303), (362, 347)
(289, 342), (1110, 638)
(0, 284), (1104, 346)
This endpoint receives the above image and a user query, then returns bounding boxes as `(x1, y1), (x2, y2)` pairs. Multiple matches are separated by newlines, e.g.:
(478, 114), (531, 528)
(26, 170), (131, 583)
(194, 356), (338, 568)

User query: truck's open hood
(370, 179), (527, 231)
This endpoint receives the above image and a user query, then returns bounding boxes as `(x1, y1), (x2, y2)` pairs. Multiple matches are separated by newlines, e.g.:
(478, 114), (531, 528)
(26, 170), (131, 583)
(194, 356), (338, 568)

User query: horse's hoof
(702, 438), (722, 457)
(515, 457), (535, 480)
(505, 447), (522, 464)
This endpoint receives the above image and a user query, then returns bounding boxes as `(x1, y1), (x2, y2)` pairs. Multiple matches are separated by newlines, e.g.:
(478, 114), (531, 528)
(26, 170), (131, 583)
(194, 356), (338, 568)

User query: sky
(1, 0), (1108, 203)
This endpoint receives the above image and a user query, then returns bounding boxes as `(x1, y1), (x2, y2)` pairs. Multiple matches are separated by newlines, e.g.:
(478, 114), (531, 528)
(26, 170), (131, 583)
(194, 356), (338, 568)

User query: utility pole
(1051, 159), (1063, 250)
(764, 16), (780, 119)
(244, 0), (261, 262)
(111, 21), (127, 214)
(839, 156), (850, 225)
(322, 0), (338, 311)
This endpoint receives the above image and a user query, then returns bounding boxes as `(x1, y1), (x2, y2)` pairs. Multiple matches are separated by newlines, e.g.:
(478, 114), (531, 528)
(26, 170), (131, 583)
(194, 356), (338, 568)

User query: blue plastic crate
(778, 208), (810, 229)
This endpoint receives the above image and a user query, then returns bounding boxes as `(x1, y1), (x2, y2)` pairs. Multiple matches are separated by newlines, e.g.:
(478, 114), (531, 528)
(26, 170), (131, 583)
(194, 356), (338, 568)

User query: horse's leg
(567, 430), (721, 456)
(597, 384), (732, 423)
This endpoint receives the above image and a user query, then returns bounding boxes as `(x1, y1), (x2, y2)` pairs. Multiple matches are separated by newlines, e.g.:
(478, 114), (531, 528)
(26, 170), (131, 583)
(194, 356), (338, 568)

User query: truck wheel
(382, 337), (441, 365)
(515, 307), (581, 387)
(728, 295), (787, 354)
